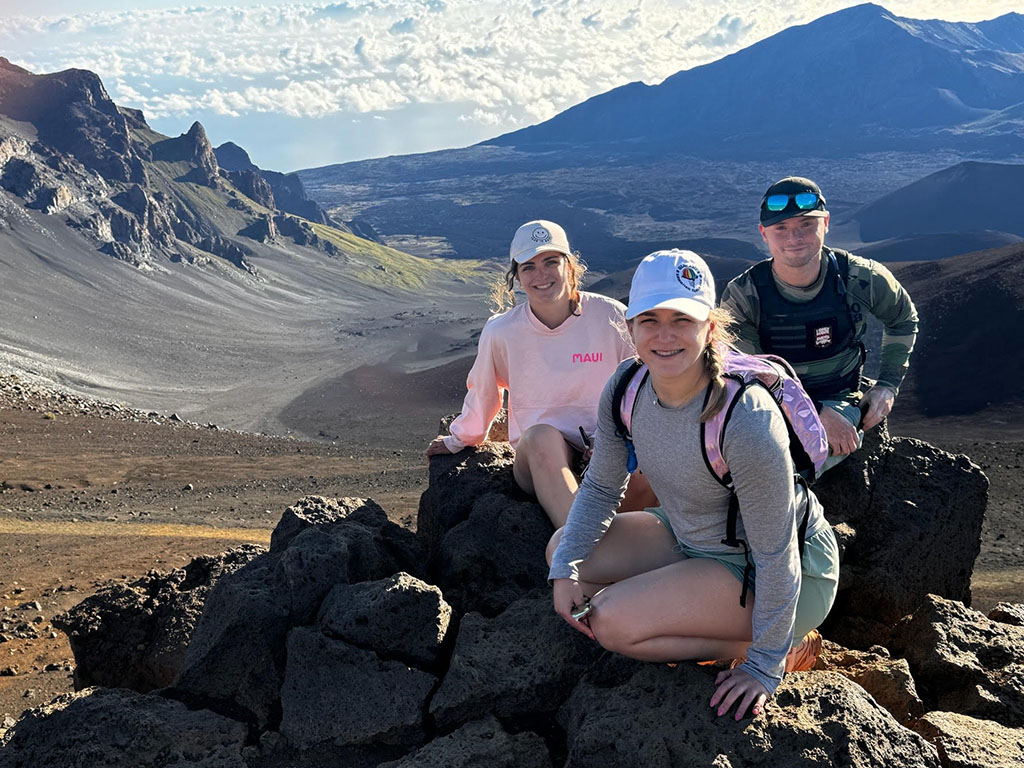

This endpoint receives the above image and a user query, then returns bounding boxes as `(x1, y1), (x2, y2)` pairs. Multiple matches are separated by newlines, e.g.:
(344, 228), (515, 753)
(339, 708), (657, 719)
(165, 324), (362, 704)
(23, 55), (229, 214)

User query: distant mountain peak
(215, 142), (259, 172)
(0, 57), (33, 76)
(151, 120), (219, 182)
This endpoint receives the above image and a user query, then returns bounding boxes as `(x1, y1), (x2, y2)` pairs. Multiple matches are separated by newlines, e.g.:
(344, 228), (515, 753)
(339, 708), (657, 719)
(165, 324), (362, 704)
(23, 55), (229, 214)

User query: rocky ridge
(0, 58), (362, 274)
(3, 424), (1021, 767)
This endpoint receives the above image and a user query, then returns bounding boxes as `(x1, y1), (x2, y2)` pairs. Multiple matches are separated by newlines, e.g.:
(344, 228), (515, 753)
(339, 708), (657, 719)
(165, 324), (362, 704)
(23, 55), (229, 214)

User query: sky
(0, 1), (1018, 172)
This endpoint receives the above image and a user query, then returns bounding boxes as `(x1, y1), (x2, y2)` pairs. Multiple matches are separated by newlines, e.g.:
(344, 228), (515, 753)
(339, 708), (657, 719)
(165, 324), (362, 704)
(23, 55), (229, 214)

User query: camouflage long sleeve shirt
(720, 250), (918, 396)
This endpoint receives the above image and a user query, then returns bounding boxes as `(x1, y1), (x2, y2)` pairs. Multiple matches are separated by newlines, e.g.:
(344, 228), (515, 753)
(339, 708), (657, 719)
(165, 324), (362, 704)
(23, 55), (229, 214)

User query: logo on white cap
(531, 227), (551, 243)
(676, 264), (703, 292)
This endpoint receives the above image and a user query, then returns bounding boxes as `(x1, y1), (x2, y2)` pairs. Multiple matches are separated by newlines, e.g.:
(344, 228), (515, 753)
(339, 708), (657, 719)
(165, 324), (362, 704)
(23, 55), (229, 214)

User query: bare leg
(546, 510), (681, 586)
(588, 558), (755, 663)
(513, 424), (579, 527)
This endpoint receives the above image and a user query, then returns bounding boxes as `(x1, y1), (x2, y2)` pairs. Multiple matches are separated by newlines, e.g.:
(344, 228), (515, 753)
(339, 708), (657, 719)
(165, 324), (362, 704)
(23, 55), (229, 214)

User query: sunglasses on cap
(762, 192), (824, 212)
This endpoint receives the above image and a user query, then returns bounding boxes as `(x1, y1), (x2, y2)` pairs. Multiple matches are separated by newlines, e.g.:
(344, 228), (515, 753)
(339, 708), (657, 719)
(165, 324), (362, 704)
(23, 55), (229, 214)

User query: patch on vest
(814, 323), (834, 348)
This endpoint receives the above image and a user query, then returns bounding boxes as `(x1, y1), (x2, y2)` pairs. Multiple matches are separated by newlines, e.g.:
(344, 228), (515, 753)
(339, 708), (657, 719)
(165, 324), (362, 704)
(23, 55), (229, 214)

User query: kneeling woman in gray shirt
(548, 249), (840, 721)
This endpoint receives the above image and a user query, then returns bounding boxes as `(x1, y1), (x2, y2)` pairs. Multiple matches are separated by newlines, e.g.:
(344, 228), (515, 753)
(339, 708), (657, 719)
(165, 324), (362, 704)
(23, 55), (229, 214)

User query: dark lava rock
(559, 661), (939, 767)
(0, 687), (248, 768)
(224, 169), (275, 209)
(803, 425), (987, 646)
(379, 716), (552, 768)
(170, 496), (424, 729)
(418, 442), (519, 566)
(430, 596), (603, 731)
(53, 545), (264, 692)
(436, 490), (552, 616)
(278, 626), (436, 751)
(151, 121), (219, 185)
(317, 572), (451, 669)
(238, 214), (276, 243)
(890, 594), (1024, 727)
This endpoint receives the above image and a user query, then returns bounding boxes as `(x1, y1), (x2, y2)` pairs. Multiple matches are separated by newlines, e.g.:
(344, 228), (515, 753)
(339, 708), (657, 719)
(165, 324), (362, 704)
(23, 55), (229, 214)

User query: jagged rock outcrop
(273, 213), (338, 255)
(52, 545), (264, 692)
(812, 425), (988, 648)
(223, 169), (275, 209)
(169, 496), (424, 729)
(0, 56), (147, 184)
(151, 122), (220, 186)
(215, 140), (334, 225)
(891, 594), (1024, 727)
(10, 430), (1011, 767)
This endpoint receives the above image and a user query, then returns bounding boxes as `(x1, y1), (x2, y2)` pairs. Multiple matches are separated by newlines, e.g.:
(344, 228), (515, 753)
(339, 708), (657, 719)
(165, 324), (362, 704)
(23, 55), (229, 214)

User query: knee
(545, 527), (564, 566)
(587, 607), (632, 655)
(517, 423), (566, 459)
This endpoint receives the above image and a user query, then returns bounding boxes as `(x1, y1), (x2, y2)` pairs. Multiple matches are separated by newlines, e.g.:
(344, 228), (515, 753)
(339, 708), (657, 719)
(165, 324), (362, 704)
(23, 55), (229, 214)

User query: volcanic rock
(813, 425), (988, 647)
(317, 572), (451, 669)
(559, 661), (939, 767)
(989, 602), (1024, 626)
(0, 687), (248, 768)
(430, 595), (603, 731)
(890, 594), (1024, 727)
(378, 716), (553, 768)
(239, 214), (277, 243)
(278, 626), (436, 751)
(52, 545), (264, 692)
(913, 711), (1024, 768)
(170, 496), (423, 729)
(224, 169), (275, 210)
(817, 641), (925, 724)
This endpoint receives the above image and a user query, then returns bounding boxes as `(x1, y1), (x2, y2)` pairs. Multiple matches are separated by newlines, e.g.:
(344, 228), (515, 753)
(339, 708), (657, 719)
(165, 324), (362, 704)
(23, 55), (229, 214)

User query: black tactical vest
(751, 249), (865, 401)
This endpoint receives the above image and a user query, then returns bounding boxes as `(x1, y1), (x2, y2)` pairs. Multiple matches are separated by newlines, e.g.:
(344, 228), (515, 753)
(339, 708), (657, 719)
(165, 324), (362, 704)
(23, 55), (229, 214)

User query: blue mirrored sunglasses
(763, 192), (822, 212)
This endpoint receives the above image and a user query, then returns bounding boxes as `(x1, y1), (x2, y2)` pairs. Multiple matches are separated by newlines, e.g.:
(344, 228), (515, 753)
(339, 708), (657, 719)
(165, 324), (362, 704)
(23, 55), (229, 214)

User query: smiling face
(759, 212), (830, 274)
(629, 307), (712, 380)
(516, 250), (571, 306)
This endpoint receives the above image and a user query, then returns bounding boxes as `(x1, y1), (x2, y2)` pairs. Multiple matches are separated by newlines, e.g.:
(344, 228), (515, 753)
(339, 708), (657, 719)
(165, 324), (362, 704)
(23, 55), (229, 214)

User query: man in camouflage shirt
(720, 176), (918, 468)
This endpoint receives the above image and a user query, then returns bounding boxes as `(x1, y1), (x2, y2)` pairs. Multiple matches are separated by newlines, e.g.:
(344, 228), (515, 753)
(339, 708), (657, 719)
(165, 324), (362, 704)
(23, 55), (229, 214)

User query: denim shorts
(644, 507), (840, 642)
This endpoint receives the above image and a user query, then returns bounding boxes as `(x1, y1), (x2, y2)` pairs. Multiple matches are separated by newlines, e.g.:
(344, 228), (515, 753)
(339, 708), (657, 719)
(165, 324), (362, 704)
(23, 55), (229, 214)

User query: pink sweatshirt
(444, 292), (634, 452)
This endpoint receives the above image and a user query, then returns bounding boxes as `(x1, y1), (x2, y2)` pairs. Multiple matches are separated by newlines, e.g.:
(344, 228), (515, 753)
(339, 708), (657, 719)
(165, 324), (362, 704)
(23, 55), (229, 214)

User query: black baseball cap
(759, 176), (828, 227)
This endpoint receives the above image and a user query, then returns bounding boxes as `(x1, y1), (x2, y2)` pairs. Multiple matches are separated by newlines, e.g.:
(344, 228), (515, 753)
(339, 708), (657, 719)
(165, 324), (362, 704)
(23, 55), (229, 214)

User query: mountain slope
(853, 161), (1024, 241)
(890, 242), (1024, 417)
(0, 59), (496, 434)
(487, 4), (1024, 154)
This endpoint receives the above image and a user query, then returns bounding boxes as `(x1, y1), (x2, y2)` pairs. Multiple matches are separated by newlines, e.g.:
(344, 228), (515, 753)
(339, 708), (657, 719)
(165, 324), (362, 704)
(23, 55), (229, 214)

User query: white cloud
(1, 0), (1020, 162)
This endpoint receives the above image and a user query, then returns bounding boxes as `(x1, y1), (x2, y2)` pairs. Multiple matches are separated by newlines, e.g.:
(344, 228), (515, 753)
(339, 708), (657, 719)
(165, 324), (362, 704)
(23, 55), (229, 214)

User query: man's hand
(859, 386), (896, 431)
(426, 436), (454, 457)
(819, 405), (859, 456)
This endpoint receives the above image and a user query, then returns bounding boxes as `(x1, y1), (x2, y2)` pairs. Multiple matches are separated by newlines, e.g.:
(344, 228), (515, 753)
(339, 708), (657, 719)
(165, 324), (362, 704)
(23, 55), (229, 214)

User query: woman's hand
(710, 667), (768, 721)
(426, 436), (453, 457)
(552, 578), (596, 640)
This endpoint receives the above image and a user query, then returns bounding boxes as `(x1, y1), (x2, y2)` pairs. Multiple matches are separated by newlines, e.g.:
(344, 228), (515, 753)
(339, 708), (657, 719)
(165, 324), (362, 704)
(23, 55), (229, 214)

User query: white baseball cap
(509, 220), (572, 264)
(625, 250), (715, 321)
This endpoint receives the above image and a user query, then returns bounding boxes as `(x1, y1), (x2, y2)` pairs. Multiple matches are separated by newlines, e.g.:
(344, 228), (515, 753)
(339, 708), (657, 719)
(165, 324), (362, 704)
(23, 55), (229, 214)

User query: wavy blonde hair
(490, 251), (588, 314)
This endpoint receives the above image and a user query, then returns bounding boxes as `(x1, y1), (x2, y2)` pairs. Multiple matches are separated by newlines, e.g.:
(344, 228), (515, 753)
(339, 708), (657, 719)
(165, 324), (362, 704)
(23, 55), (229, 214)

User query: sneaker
(728, 629), (822, 672)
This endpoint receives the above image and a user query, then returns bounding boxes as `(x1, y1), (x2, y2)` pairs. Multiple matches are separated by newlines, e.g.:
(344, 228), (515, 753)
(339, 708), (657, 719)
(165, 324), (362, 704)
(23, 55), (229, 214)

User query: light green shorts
(644, 507), (840, 643)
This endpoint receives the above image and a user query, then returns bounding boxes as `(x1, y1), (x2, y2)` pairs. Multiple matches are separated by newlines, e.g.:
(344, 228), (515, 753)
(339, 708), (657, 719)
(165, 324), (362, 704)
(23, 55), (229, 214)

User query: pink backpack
(611, 346), (828, 606)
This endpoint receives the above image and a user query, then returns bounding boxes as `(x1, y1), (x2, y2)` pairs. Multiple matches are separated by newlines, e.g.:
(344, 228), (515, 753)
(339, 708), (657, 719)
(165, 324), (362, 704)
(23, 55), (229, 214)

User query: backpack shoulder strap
(612, 359), (647, 439)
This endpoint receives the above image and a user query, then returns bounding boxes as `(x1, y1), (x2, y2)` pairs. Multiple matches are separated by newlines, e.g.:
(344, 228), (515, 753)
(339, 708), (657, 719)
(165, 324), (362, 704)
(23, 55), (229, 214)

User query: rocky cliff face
(0, 60), (359, 274)
(7, 427), (1019, 768)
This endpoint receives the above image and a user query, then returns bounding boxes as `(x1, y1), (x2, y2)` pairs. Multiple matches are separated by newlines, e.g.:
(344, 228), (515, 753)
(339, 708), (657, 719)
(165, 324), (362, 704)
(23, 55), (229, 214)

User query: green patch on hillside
(310, 223), (498, 291)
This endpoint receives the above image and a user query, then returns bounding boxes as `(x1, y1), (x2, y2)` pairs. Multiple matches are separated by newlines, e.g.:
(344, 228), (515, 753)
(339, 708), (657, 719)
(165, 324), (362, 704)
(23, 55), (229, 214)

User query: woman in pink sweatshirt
(427, 219), (644, 527)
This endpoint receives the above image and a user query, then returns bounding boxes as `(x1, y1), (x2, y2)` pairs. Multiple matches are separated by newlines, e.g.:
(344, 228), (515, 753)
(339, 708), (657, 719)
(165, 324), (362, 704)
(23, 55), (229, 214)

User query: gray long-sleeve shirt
(549, 358), (829, 693)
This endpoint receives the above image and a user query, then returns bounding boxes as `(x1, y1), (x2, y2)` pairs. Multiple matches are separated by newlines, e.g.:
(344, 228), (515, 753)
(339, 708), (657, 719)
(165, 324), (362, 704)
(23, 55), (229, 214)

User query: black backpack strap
(610, 359), (644, 439)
